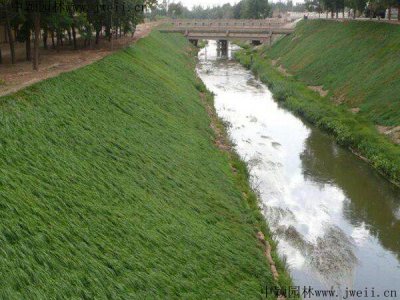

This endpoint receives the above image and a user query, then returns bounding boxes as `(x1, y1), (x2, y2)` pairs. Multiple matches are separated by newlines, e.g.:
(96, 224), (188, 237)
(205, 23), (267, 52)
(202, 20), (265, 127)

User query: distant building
(385, 7), (399, 20)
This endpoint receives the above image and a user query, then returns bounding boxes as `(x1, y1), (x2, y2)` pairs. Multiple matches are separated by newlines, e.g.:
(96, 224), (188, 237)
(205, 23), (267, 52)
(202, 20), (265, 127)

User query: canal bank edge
(194, 77), (295, 297)
(234, 47), (400, 188)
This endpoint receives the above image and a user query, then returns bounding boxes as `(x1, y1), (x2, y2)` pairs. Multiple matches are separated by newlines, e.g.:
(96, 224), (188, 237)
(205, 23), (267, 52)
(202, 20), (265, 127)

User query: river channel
(196, 41), (400, 299)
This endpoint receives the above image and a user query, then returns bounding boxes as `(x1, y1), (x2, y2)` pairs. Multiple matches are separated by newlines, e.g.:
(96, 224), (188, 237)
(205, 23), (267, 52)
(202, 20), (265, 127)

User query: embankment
(235, 20), (400, 186)
(269, 20), (400, 127)
(0, 31), (289, 298)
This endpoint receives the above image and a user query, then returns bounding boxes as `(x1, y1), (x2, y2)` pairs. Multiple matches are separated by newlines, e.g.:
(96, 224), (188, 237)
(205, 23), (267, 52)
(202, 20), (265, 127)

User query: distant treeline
(150, 0), (271, 19)
(303, 0), (400, 19)
(0, 0), (156, 69)
(149, 0), (399, 20)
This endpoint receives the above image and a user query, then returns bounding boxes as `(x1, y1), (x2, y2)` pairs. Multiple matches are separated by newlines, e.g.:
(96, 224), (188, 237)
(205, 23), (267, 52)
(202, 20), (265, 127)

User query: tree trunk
(14, 26), (19, 41)
(107, 26), (112, 42)
(67, 29), (72, 45)
(51, 31), (55, 48)
(388, 7), (391, 20)
(6, 26), (15, 64)
(71, 24), (77, 50)
(33, 13), (40, 71)
(0, 48), (2, 64)
(398, 4), (400, 21)
(43, 29), (48, 49)
(56, 31), (61, 52)
(95, 29), (100, 44)
(4, 27), (7, 43)
(26, 30), (32, 61)
(5, 6), (16, 64)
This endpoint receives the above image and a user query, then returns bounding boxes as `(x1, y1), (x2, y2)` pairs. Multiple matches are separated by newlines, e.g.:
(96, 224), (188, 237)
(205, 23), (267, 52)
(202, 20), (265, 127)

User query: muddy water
(197, 41), (400, 298)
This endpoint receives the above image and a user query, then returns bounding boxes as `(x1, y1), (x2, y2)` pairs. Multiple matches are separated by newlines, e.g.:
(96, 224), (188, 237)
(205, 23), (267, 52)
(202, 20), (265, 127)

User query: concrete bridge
(160, 19), (294, 45)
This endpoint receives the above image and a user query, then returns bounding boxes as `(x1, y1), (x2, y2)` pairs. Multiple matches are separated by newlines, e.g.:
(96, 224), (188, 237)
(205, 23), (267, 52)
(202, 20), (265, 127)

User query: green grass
(235, 44), (400, 186)
(267, 20), (400, 126)
(0, 31), (289, 299)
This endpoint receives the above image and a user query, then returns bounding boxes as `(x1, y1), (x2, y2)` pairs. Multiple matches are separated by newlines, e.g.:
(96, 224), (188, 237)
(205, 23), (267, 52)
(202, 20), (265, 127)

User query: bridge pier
(251, 40), (262, 46)
(217, 40), (228, 49)
(217, 40), (228, 57)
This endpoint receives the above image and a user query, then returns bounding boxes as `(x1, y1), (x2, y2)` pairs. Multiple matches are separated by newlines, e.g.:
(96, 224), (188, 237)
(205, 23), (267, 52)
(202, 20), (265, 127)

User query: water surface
(196, 41), (400, 299)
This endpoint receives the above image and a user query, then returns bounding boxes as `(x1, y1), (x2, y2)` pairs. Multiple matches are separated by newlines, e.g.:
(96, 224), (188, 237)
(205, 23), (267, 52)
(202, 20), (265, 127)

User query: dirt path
(0, 22), (159, 97)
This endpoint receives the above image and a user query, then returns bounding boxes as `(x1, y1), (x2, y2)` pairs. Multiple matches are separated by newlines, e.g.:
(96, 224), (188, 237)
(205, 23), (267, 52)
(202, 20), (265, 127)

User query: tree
(1, 0), (16, 64)
(383, 0), (397, 19)
(33, 11), (40, 70)
(0, 0), (149, 68)
(366, 0), (386, 18)
(345, 0), (367, 18)
(305, 0), (321, 13)
(163, 0), (271, 20)
(242, 0), (270, 19)
(233, 2), (243, 18)
(168, 2), (184, 18)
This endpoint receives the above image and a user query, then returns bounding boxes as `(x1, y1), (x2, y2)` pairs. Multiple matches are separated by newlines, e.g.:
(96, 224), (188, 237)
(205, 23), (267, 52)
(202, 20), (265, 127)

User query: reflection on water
(197, 41), (400, 298)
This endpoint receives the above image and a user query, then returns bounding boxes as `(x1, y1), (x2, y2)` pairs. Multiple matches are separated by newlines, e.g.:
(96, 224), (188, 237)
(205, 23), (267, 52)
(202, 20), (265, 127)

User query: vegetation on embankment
(267, 20), (400, 127)
(235, 35), (400, 186)
(0, 31), (288, 298)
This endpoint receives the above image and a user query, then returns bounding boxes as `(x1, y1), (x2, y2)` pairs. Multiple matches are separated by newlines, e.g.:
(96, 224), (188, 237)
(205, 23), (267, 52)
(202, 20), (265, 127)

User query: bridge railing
(170, 18), (286, 28)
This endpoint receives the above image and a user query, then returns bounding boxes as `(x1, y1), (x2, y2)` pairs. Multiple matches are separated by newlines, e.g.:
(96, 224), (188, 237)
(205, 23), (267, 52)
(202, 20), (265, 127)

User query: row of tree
(150, 0), (271, 20)
(304, 0), (399, 19)
(150, 0), (399, 21)
(270, 1), (308, 13)
(0, 0), (154, 69)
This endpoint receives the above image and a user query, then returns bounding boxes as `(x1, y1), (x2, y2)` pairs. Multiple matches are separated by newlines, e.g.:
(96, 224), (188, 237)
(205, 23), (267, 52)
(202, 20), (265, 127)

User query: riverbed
(196, 41), (400, 299)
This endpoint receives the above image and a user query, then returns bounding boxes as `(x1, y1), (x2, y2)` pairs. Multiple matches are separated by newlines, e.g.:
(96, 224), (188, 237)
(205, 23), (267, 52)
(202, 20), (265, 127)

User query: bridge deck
(160, 19), (293, 41)
(170, 18), (287, 27)
(161, 28), (294, 34)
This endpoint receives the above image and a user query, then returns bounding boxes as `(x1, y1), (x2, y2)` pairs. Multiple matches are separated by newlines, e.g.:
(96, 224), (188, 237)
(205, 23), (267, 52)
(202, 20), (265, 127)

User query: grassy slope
(235, 42), (400, 185)
(0, 32), (281, 299)
(268, 20), (400, 126)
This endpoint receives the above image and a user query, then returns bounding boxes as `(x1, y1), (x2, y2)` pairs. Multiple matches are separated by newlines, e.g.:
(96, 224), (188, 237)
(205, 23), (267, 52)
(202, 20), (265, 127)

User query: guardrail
(161, 28), (294, 34)
(159, 18), (294, 42)
(170, 18), (287, 28)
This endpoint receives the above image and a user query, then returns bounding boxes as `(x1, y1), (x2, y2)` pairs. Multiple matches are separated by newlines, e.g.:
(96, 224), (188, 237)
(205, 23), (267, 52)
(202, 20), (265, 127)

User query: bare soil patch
(0, 22), (158, 97)
(376, 125), (400, 144)
(308, 85), (328, 97)
(271, 58), (292, 77)
(271, 58), (279, 66)
(276, 64), (292, 77)
(349, 107), (360, 114)
(333, 93), (346, 105)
